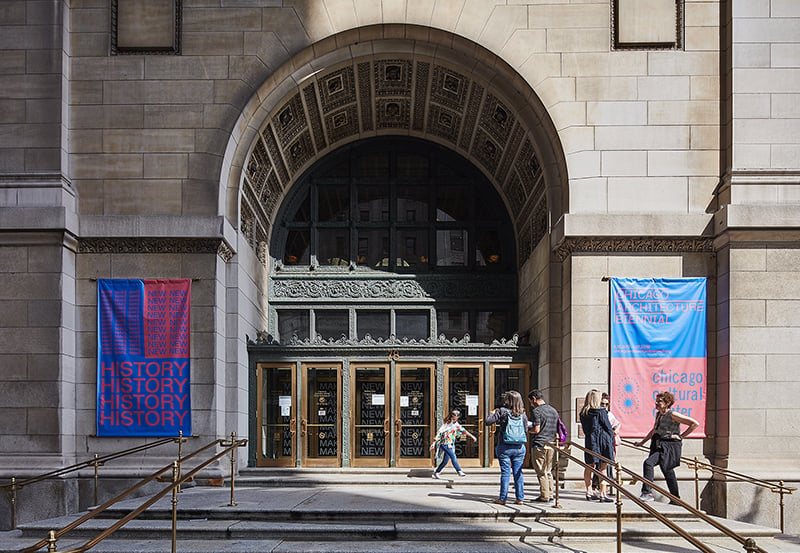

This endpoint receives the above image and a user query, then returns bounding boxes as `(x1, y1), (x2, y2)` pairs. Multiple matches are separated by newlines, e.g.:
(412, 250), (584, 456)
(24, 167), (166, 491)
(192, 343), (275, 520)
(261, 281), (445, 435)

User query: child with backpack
(485, 390), (530, 505)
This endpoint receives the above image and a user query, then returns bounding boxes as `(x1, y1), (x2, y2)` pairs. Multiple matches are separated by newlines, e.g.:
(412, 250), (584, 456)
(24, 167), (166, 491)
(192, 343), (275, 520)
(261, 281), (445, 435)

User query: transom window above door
(270, 138), (519, 345)
(276, 138), (514, 273)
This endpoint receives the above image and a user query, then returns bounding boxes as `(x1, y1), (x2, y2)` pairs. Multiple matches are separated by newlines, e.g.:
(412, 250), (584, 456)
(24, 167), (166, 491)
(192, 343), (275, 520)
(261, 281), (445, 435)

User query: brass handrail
(0, 435), (188, 530)
(557, 440), (768, 553)
(22, 435), (247, 553)
(620, 438), (796, 532)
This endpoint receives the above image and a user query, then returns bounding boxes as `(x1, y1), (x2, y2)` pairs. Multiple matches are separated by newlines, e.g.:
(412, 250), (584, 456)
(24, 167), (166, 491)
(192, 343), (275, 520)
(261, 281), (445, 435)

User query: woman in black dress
(579, 389), (615, 502)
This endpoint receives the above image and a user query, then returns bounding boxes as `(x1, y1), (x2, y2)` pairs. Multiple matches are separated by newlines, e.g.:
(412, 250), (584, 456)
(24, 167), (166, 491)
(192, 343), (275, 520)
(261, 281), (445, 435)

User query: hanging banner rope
(97, 279), (192, 437)
(610, 277), (706, 437)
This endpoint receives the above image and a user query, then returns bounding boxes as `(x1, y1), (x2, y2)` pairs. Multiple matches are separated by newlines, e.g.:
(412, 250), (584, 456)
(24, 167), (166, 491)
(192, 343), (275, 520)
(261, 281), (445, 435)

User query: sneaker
(532, 496), (552, 503)
(600, 496), (614, 503)
(432, 472), (441, 479)
(457, 471), (466, 477)
(639, 493), (654, 502)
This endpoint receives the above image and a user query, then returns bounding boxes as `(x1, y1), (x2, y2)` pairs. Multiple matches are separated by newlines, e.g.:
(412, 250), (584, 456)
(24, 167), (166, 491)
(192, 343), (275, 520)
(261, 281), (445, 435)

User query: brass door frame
(256, 363), (296, 467)
(488, 362), (530, 467)
(443, 363), (484, 468)
(350, 362), (391, 468)
(394, 362), (435, 468)
(301, 363), (342, 467)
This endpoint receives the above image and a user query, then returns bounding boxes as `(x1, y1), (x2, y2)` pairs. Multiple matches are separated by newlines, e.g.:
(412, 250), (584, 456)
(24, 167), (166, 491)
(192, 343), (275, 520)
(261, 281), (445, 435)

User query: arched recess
(220, 24), (567, 267)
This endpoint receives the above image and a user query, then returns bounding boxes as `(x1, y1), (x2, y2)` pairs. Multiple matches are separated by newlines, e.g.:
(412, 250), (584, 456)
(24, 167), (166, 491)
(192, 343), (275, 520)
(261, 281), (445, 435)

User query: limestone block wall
(73, 250), (226, 465)
(561, 253), (714, 486)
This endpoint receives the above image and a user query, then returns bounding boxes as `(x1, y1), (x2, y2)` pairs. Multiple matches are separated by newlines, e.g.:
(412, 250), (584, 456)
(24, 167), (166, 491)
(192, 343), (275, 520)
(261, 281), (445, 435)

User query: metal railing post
(176, 431), (184, 493)
(694, 456), (700, 510)
(743, 538), (759, 552)
(779, 480), (785, 533)
(615, 462), (622, 553)
(45, 530), (57, 552)
(171, 461), (179, 553)
(93, 454), (100, 506)
(553, 441), (560, 508)
(10, 477), (16, 530)
(228, 431), (237, 507)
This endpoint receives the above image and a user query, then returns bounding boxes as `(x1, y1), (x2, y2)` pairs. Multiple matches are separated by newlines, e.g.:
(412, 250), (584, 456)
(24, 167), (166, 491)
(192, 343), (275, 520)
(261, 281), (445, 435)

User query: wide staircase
(2, 467), (794, 553)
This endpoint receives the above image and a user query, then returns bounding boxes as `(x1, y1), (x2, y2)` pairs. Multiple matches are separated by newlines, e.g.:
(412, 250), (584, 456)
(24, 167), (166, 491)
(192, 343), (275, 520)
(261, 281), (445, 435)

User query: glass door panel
(395, 364), (434, 468)
(489, 363), (529, 466)
(443, 364), (483, 467)
(256, 364), (296, 467)
(351, 364), (390, 467)
(302, 364), (341, 467)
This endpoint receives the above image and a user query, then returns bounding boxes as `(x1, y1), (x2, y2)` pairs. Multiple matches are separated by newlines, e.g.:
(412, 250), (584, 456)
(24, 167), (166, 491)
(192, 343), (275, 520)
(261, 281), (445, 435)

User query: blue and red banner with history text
(97, 279), (191, 437)
(610, 278), (706, 437)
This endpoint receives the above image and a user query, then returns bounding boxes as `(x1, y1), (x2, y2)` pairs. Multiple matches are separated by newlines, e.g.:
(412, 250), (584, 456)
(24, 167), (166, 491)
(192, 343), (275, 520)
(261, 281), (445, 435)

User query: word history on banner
(96, 279), (191, 437)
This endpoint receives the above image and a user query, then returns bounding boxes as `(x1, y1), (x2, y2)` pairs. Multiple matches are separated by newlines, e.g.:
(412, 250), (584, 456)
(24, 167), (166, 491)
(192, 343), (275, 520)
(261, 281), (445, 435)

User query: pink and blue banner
(610, 278), (706, 437)
(97, 279), (191, 437)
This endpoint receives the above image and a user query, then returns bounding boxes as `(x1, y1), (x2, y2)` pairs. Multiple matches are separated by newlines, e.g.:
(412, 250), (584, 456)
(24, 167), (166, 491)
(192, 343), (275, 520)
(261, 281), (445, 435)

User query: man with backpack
(528, 389), (561, 503)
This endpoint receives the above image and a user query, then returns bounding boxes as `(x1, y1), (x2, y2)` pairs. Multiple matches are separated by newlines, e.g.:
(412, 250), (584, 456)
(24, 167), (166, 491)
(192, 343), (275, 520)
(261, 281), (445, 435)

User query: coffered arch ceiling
(231, 25), (567, 266)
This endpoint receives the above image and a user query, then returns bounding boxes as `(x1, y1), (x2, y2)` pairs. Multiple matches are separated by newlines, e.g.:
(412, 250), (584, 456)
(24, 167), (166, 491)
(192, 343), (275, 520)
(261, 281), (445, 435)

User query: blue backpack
(502, 411), (527, 444)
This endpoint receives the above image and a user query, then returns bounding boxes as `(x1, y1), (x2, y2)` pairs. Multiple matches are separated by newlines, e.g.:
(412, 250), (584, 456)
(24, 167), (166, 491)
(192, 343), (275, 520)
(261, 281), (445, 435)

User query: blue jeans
(435, 444), (463, 474)
(496, 442), (526, 502)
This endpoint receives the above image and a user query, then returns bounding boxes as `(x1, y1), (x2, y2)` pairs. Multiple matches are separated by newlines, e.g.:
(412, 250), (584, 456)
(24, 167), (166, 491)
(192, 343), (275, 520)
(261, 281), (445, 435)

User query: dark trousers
(641, 450), (680, 497)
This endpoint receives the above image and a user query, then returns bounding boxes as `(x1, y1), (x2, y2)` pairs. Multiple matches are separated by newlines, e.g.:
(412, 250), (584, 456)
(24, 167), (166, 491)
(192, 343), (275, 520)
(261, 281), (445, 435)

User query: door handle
(300, 419), (307, 436)
(290, 418), (296, 436)
(384, 419), (390, 433)
(478, 418), (484, 436)
(394, 419), (402, 436)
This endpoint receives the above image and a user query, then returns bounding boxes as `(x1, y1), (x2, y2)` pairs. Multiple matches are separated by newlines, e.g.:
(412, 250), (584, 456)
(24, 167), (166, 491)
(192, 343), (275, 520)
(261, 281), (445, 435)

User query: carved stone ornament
(79, 237), (234, 262)
(269, 275), (516, 301)
(248, 331), (519, 349)
(554, 237), (714, 261)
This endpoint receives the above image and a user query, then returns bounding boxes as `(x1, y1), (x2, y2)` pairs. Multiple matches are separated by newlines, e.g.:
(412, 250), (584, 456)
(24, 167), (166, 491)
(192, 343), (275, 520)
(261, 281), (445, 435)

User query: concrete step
(3, 483), (786, 553)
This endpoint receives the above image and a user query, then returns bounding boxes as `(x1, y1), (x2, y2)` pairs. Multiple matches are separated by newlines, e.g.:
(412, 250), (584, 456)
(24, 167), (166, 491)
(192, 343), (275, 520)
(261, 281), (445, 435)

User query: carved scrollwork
(554, 237), (714, 262)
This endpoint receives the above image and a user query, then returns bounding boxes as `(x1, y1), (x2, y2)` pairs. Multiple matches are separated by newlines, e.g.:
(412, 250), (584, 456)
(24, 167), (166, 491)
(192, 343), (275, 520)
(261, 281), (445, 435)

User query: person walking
(592, 392), (621, 495)
(486, 391), (529, 505)
(635, 391), (699, 503)
(528, 389), (559, 503)
(579, 389), (615, 502)
(430, 409), (477, 479)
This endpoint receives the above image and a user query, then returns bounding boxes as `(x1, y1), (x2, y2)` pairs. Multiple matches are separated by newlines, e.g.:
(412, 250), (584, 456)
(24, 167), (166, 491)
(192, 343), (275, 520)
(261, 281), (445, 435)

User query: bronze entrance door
(350, 362), (434, 467)
(301, 364), (342, 467)
(443, 363), (483, 468)
(395, 363), (434, 468)
(488, 363), (529, 466)
(351, 364), (390, 467)
(256, 363), (296, 467)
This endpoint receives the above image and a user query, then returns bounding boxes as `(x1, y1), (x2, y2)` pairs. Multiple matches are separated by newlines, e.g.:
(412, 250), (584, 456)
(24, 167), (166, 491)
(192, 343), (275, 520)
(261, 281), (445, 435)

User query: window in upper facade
(278, 310), (309, 341)
(357, 311), (391, 340)
(315, 310), (349, 341)
(395, 311), (430, 341)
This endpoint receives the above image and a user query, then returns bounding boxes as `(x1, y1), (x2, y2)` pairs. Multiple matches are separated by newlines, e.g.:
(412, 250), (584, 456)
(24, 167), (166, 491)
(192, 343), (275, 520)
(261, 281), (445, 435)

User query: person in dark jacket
(635, 391), (699, 503)
(579, 389), (614, 502)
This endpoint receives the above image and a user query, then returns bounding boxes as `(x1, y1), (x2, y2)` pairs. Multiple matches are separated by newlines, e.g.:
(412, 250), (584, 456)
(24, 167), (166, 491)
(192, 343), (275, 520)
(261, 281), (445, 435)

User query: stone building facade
(1, 0), (798, 532)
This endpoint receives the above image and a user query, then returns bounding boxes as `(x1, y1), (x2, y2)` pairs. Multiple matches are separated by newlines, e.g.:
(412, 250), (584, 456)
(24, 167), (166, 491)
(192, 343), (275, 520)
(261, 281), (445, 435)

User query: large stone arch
(220, 24), (567, 266)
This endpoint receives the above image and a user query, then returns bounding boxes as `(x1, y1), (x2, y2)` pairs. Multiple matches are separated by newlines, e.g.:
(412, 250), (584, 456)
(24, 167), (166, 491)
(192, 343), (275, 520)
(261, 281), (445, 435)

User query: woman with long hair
(579, 389), (615, 502)
(429, 408), (477, 478)
(485, 390), (529, 505)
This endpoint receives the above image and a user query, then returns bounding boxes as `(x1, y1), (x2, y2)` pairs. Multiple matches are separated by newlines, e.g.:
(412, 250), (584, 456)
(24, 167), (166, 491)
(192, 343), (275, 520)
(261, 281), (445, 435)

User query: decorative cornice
(269, 274), (516, 302)
(554, 237), (713, 261)
(248, 332), (520, 349)
(79, 237), (228, 258)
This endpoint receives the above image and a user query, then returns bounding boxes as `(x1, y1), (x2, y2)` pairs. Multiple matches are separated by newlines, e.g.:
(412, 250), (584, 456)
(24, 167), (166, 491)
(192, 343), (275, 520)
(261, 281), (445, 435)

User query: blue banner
(610, 278), (706, 436)
(97, 279), (191, 437)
